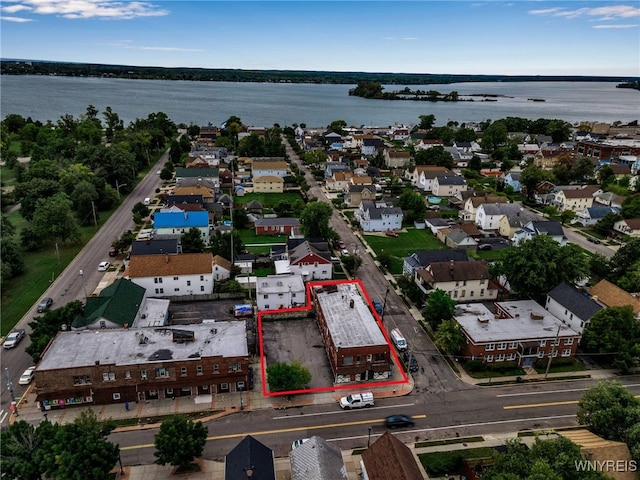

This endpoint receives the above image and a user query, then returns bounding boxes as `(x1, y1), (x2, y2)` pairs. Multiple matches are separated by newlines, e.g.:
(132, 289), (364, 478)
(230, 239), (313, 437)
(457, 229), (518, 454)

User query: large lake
(1, 75), (638, 127)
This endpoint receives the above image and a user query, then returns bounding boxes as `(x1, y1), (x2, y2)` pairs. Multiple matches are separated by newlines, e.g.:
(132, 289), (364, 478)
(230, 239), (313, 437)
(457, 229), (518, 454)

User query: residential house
(175, 167), (220, 189)
(455, 301), (581, 366)
(545, 282), (603, 335)
(172, 185), (215, 204)
(131, 238), (180, 256)
(498, 209), (542, 239)
(402, 248), (469, 278)
(389, 125), (410, 141)
(166, 194), (205, 207)
(517, 143), (541, 155)
(383, 149), (411, 168)
(416, 166), (454, 192)
(512, 220), (567, 246)
(425, 217), (451, 236)
(503, 171), (523, 192)
(445, 228), (478, 250)
(34, 322), (250, 408)
(325, 171), (353, 191)
(185, 156), (210, 169)
(256, 274), (306, 311)
(253, 176), (284, 193)
(289, 436), (347, 480)
(252, 160), (289, 178)
(573, 206), (620, 227)
(589, 279), (640, 319)
(361, 137), (385, 156)
(344, 185), (377, 208)
(534, 149), (571, 169)
(225, 436), (276, 480)
(552, 185), (601, 212)
(349, 175), (373, 187)
(432, 175), (467, 197)
(597, 163), (632, 181)
(234, 253), (258, 274)
(324, 162), (350, 179)
(613, 218), (640, 238)
(71, 278), (169, 330)
(475, 203), (524, 231)
(361, 431), (425, 480)
(153, 210), (210, 243)
(458, 194), (508, 222)
(254, 217), (301, 236)
(213, 255), (232, 281)
(126, 253), (214, 297)
(593, 191), (625, 209)
(355, 200), (403, 232)
(415, 260), (497, 302)
(287, 240), (333, 281)
(311, 282), (391, 383)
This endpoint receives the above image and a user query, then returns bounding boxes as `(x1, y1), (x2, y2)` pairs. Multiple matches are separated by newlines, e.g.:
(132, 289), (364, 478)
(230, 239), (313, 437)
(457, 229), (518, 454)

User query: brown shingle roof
(561, 185), (600, 198)
(212, 255), (232, 271)
(127, 253), (213, 278)
(417, 260), (490, 283)
(361, 432), (423, 480)
(623, 218), (640, 230)
(252, 161), (288, 170)
(589, 279), (640, 315)
(173, 185), (214, 199)
(253, 175), (284, 183)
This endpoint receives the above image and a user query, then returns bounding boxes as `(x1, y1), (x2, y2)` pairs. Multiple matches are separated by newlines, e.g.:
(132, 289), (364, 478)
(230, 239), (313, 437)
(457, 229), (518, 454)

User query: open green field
(364, 228), (445, 274)
(234, 192), (302, 207)
(1, 206), (119, 335)
(237, 229), (288, 245)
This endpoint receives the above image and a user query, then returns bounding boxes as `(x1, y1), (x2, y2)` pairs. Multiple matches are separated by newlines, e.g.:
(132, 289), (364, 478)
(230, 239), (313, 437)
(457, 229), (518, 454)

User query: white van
(143, 197), (151, 206)
(390, 328), (407, 351)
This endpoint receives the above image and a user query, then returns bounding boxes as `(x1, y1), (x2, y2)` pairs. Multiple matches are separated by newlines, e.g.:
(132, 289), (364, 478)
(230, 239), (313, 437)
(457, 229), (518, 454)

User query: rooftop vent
(477, 317), (489, 324)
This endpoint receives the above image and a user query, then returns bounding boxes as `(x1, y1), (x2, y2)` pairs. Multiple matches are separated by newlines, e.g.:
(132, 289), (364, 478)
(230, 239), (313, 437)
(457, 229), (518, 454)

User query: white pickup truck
(339, 392), (374, 409)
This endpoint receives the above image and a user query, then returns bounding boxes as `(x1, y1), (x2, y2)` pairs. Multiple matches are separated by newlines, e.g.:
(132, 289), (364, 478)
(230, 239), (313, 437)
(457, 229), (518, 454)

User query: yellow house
(253, 175), (284, 193)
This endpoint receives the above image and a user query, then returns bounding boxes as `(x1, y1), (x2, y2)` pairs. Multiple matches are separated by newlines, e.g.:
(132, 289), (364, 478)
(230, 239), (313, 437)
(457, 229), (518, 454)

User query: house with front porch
(458, 194), (508, 222)
(503, 171), (522, 192)
(355, 200), (403, 232)
(454, 301), (581, 367)
(254, 217), (300, 235)
(416, 166), (454, 192)
(344, 185), (377, 208)
(286, 240), (333, 281)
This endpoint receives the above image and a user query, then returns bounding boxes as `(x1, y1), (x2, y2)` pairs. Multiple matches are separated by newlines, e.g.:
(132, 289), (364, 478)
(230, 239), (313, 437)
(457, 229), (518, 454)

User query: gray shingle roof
(530, 220), (564, 236)
(547, 282), (603, 320)
(436, 175), (466, 185)
(289, 436), (347, 480)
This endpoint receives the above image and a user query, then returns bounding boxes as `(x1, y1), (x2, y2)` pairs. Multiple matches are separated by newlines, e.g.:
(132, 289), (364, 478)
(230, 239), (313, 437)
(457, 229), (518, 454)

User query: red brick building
(311, 282), (391, 384)
(34, 322), (249, 408)
(455, 301), (580, 367)
(254, 217), (300, 235)
(575, 141), (640, 162)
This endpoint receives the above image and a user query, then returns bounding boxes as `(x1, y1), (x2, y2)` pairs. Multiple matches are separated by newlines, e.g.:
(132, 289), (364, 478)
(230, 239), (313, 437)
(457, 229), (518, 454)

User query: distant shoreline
(1, 59), (636, 85)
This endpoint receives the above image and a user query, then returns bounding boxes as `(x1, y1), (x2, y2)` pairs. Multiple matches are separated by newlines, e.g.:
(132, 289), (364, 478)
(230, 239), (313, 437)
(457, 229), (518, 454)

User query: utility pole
(381, 287), (390, 325)
(91, 201), (98, 228)
(5, 367), (18, 416)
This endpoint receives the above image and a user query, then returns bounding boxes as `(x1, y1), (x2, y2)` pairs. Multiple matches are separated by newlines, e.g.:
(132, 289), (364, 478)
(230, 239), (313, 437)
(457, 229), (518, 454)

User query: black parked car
(385, 414), (415, 428)
(477, 243), (492, 251)
(37, 297), (53, 313)
(403, 350), (419, 373)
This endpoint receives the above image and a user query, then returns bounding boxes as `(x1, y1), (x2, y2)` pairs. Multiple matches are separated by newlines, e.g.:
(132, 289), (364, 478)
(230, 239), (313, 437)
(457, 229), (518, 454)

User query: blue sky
(1, 1), (639, 76)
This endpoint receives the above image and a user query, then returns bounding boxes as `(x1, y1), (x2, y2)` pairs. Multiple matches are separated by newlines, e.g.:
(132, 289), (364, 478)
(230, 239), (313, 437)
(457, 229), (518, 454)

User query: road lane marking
(504, 395), (640, 410)
(120, 415), (428, 450)
(273, 403), (416, 420)
(497, 383), (640, 398)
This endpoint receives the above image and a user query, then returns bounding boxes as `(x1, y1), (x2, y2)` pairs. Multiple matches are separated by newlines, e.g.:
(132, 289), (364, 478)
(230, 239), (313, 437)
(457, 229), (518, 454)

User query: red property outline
(258, 278), (409, 397)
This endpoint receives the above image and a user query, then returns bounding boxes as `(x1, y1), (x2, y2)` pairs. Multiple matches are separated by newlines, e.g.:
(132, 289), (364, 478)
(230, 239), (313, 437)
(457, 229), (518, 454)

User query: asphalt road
(1, 146), (171, 427)
(112, 377), (640, 465)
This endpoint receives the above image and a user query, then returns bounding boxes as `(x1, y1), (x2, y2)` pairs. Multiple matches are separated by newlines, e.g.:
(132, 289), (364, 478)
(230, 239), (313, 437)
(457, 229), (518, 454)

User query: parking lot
(168, 299), (242, 324)
(261, 317), (335, 390)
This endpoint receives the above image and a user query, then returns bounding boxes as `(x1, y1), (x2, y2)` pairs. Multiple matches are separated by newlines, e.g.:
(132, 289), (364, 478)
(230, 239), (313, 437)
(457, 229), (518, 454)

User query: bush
(465, 360), (488, 372)
(420, 451), (464, 476)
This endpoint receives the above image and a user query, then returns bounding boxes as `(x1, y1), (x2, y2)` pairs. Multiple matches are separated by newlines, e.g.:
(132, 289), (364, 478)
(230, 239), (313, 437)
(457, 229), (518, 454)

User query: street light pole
(368, 427), (372, 447)
(5, 367), (18, 416)
(79, 269), (88, 299)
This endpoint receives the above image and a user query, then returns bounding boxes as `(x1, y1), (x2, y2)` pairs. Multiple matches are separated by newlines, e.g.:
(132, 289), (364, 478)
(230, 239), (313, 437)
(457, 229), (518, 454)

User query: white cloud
(593, 23), (638, 29)
(403, 37), (418, 41)
(136, 46), (205, 52)
(1, 15), (33, 22)
(529, 4), (640, 20)
(2, 0), (169, 20)
(1, 4), (32, 13)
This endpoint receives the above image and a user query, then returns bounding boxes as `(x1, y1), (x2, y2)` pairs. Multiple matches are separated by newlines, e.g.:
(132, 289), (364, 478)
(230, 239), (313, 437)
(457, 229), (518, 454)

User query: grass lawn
(1, 206), (119, 335)
(533, 358), (585, 374)
(469, 247), (513, 262)
(254, 267), (275, 277)
(419, 447), (496, 477)
(234, 192), (302, 207)
(364, 228), (445, 274)
(238, 229), (289, 246)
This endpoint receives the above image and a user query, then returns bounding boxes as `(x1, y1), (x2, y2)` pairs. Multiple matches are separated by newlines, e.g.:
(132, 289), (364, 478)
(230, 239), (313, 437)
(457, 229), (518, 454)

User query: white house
(126, 253), (214, 298)
(512, 220), (566, 246)
(545, 282), (603, 335)
(573, 206), (619, 227)
(355, 200), (403, 232)
(416, 167), (454, 191)
(212, 255), (232, 281)
(475, 203), (523, 231)
(252, 160), (289, 178)
(287, 240), (333, 281)
(256, 274), (306, 311)
(153, 211), (210, 243)
(613, 218), (640, 238)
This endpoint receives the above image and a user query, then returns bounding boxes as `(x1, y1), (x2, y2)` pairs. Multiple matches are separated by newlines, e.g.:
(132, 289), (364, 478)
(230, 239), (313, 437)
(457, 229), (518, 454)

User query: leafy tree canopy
(181, 227), (207, 254)
(266, 360), (312, 392)
(434, 319), (465, 355)
(300, 201), (334, 238)
(422, 289), (456, 329)
(341, 254), (362, 277)
(414, 146), (454, 169)
(154, 417), (208, 469)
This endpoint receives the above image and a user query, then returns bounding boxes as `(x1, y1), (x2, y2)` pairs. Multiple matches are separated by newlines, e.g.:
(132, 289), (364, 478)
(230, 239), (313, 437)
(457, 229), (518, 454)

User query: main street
(112, 377), (640, 465)
(1, 148), (171, 427)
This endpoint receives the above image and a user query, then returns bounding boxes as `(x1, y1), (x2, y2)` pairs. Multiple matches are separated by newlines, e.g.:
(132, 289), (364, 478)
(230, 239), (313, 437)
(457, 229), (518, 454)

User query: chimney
(349, 298), (355, 308)
(450, 260), (454, 272)
(165, 254), (169, 263)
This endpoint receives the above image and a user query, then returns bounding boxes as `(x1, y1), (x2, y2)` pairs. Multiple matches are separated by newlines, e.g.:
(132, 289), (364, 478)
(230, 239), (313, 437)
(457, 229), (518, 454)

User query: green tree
(398, 188), (426, 224)
(341, 254), (362, 277)
(0, 419), (56, 480)
(421, 289), (456, 330)
(494, 235), (589, 301)
(232, 208), (250, 229)
(27, 301), (85, 362)
(581, 306), (640, 371)
(32, 192), (81, 244)
(594, 211), (622, 236)
(300, 201), (334, 238)
(588, 252), (610, 281)
(377, 251), (393, 270)
(266, 361), (312, 392)
(154, 417), (207, 471)
(621, 195), (640, 218)
(609, 239), (640, 284)
(434, 319), (465, 355)
(468, 155), (482, 172)
(50, 410), (119, 480)
(520, 164), (550, 201)
(598, 165), (615, 188)
(480, 121), (508, 153)
(559, 209), (576, 225)
(418, 114), (436, 130)
(617, 260), (640, 292)
(181, 227), (207, 253)
(577, 380), (640, 442)
(132, 201), (150, 219)
(414, 146), (454, 169)
(326, 119), (347, 135)
(209, 230), (244, 259)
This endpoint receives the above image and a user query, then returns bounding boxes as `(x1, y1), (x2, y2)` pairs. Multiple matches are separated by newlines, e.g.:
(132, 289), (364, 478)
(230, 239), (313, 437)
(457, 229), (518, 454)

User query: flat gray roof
(314, 283), (387, 348)
(455, 301), (579, 343)
(38, 321), (248, 371)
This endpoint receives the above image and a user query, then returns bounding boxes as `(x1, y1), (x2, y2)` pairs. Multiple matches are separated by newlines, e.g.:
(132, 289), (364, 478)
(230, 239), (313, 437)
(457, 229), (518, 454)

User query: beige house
(325, 171), (353, 191)
(553, 185), (601, 212)
(344, 185), (377, 208)
(432, 175), (467, 197)
(172, 185), (215, 203)
(384, 149), (411, 168)
(414, 260), (497, 302)
(253, 175), (284, 193)
(459, 194), (508, 222)
(349, 175), (373, 187)
(613, 218), (640, 238)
